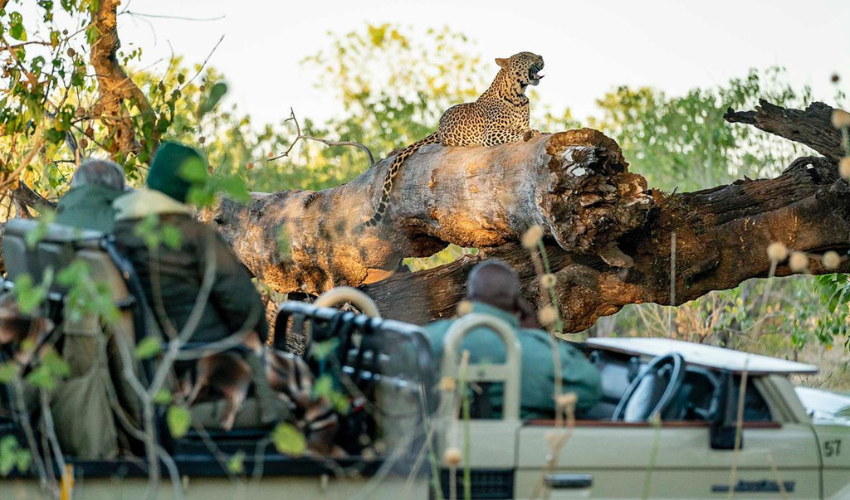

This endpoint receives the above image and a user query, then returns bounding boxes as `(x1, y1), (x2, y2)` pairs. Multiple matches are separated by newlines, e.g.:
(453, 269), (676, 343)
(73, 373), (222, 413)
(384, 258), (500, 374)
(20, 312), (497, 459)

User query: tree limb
(210, 101), (850, 331)
(89, 0), (158, 158)
(364, 154), (849, 330)
(208, 128), (653, 293)
(724, 100), (843, 161)
(268, 108), (376, 166)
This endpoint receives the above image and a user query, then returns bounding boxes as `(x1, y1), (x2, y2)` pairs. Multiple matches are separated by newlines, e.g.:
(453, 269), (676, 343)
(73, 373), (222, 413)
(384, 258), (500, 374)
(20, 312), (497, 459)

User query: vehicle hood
(796, 386), (850, 426)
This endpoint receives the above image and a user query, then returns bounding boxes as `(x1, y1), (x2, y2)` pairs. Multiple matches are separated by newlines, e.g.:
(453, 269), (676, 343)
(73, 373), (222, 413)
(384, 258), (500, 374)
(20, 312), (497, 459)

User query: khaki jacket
(112, 189), (268, 343)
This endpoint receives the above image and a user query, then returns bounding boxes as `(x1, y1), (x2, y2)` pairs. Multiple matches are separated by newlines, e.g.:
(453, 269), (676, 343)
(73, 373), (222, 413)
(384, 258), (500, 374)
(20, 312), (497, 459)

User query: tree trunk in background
(89, 0), (157, 157)
(210, 101), (849, 331)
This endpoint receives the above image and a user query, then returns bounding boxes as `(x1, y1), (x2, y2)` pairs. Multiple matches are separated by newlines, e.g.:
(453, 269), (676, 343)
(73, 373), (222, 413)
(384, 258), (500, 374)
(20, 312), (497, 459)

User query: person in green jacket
(54, 158), (126, 233)
(422, 259), (601, 419)
(112, 142), (268, 345)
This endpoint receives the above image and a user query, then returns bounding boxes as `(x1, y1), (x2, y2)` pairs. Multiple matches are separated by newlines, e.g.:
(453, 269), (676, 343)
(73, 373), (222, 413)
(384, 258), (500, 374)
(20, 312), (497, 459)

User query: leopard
(362, 51), (545, 227)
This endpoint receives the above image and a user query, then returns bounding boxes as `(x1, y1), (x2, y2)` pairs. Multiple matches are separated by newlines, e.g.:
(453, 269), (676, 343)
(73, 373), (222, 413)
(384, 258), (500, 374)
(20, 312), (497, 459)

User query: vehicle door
(514, 371), (821, 499)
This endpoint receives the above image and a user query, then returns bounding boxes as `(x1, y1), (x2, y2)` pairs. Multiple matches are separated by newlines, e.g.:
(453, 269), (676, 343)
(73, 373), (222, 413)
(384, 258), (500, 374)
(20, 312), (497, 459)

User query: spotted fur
(363, 51), (544, 227)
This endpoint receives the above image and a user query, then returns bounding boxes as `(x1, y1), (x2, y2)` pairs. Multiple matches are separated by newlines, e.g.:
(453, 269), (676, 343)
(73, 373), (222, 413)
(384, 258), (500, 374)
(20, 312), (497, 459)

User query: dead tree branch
(267, 108), (376, 166)
(209, 101), (850, 331)
(209, 128), (652, 294)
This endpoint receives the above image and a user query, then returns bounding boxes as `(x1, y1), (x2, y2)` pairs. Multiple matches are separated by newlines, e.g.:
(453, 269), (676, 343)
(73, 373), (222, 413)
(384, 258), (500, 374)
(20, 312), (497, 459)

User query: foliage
(11, 268), (51, 314)
(0, 4), (254, 213)
(26, 345), (70, 390)
(135, 336), (162, 361)
(808, 274), (850, 349)
(270, 422), (306, 456)
(1, 2), (848, 394)
(590, 68), (813, 191)
(0, 435), (31, 477)
(166, 405), (192, 439)
(57, 259), (120, 324)
(227, 450), (246, 475)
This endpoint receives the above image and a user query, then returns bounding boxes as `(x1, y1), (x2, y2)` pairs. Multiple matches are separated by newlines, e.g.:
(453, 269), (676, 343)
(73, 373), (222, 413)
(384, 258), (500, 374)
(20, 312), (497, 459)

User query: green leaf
(227, 450), (245, 475)
(153, 389), (172, 405)
(134, 337), (161, 360)
(11, 270), (52, 315)
(25, 211), (56, 250)
(179, 157), (208, 183)
(9, 12), (27, 41)
(313, 374), (334, 399)
(330, 392), (350, 414)
(309, 339), (338, 361)
(26, 365), (57, 390)
(85, 24), (99, 45)
(40, 349), (69, 378)
(166, 406), (192, 439)
(15, 449), (31, 474)
(160, 224), (183, 250)
(270, 422), (306, 456)
(0, 436), (18, 476)
(133, 214), (162, 250)
(215, 175), (249, 203)
(198, 82), (228, 118)
(0, 363), (18, 384)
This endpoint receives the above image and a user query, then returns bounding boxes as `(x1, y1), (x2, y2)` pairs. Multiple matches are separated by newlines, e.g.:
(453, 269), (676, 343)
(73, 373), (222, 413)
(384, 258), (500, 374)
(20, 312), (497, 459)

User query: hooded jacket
(54, 184), (123, 233)
(112, 189), (268, 343)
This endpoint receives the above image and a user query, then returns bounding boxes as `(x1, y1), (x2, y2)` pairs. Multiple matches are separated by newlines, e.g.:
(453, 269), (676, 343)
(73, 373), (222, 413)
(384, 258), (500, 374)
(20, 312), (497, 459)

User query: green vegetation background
(1, 10), (848, 389)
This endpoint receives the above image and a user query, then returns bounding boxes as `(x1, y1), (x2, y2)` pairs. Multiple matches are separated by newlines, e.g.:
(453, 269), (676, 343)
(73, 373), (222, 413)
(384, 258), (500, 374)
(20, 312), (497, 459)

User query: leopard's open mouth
(529, 62), (544, 85)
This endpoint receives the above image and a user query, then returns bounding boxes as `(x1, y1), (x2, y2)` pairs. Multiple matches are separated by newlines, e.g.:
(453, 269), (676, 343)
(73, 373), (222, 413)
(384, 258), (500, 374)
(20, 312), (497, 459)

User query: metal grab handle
(314, 286), (381, 318)
(544, 473), (593, 489)
(441, 313), (522, 421)
(309, 287), (381, 349)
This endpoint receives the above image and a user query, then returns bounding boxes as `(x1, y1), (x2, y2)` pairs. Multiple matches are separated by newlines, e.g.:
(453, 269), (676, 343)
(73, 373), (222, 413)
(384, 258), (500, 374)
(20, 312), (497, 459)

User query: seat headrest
(5, 218), (104, 243)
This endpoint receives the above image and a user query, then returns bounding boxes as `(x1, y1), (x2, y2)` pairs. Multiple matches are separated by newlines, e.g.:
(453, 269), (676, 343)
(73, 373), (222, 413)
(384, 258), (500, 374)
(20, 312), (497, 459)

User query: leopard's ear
(495, 57), (509, 69)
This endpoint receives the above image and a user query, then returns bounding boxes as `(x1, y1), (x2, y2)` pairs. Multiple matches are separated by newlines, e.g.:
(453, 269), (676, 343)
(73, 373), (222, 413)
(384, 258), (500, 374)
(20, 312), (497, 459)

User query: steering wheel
(612, 353), (686, 422)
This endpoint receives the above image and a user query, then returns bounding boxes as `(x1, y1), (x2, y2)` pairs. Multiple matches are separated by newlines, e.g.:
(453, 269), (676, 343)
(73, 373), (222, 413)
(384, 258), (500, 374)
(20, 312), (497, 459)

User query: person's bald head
(466, 259), (521, 313)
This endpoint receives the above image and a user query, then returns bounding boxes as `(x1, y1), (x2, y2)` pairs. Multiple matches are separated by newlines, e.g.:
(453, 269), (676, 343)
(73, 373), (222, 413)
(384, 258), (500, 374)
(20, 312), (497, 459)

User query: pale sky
(94, 0), (850, 127)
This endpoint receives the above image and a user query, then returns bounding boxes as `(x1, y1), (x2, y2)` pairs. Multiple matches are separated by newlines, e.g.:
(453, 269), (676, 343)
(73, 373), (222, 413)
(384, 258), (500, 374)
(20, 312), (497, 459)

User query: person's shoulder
(422, 318), (453, 334)
(516, 327), (552, 342)
(421, 318), (454, 342)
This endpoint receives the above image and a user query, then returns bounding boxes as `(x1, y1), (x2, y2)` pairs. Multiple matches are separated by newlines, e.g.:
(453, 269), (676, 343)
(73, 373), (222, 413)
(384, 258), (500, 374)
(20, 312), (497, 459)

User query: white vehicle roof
(586, 337), (818, 375)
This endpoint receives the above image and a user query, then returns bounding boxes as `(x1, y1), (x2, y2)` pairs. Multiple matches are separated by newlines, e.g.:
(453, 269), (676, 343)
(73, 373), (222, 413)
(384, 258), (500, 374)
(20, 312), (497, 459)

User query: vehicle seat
(2, 219), (148, 457)
(275, 302), (435, 457)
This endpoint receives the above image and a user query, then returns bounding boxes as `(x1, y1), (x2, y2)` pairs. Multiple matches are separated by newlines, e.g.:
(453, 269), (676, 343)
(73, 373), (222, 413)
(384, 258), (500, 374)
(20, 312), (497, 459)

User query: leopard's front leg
(522, 129), (540, 142)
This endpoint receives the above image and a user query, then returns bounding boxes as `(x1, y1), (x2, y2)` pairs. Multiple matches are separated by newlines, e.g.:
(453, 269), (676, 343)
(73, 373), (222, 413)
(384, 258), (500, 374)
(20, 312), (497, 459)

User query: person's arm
(556, 342), (602, 413)
(200, 229), (269, 342)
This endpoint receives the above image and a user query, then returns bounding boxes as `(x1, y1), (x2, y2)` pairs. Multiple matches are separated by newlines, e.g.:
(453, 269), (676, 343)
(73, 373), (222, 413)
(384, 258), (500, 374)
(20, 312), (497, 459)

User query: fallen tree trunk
(211, 101), (850, 331)
(208, 129), (653, 292)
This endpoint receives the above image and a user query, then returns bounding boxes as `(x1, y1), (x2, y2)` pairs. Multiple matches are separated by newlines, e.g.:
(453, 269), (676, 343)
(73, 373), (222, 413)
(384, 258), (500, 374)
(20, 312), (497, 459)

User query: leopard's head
(496, 51), (545, 87)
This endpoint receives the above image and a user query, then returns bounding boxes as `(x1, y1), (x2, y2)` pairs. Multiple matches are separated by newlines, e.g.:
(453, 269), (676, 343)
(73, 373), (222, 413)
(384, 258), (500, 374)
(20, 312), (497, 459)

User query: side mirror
(709, 370), (742, 450)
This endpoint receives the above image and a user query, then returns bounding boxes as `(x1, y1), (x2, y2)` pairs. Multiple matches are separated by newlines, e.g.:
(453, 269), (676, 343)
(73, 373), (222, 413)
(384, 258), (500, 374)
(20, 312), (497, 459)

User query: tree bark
(207, 129), (653, 293)
(211, 101), (850, 331)
(89, 0), (157, 158)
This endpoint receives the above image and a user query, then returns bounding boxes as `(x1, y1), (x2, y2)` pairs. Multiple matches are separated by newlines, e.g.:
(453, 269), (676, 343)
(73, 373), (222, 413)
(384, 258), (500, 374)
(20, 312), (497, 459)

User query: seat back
(4, 219), (104, 296)
(275, 301), (434, 457)
(439, 313), (523, 421)
(2, 219), (147, 446)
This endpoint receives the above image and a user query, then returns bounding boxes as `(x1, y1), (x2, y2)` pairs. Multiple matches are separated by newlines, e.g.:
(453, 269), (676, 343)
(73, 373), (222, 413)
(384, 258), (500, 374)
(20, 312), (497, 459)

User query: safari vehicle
(2, 218), (850, 500)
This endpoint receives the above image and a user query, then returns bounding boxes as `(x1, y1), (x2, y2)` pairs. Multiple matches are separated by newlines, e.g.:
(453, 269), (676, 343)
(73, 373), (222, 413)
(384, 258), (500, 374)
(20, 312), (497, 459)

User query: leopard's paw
(523, 129), (540, 142)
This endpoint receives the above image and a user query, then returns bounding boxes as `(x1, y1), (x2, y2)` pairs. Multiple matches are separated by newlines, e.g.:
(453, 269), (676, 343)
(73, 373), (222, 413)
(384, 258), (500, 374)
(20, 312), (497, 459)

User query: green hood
(54, 184), (124, 233)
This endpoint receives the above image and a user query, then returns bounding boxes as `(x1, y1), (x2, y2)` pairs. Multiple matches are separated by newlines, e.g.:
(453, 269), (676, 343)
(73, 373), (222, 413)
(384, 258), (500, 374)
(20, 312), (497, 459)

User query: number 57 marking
(824, 439), (842, 458)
